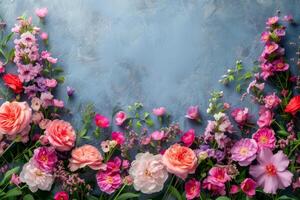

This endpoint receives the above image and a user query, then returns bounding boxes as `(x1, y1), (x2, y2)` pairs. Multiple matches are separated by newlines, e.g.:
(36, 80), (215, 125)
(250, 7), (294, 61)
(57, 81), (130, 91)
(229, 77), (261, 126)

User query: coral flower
(252, 128), (276, 151)
(241, 178), (256, 197)
(185, 179), (201, 200)
(249, 149), (293, 194)
(231, 138), (258, 166)
(284, 95), (300, 115)
(94, 114), (110, 128)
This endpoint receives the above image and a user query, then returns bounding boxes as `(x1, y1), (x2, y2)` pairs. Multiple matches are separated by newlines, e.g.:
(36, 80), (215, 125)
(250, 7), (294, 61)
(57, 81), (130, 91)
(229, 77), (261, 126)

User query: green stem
(289, 141), (300, 157)
(113, 184), (126, 200)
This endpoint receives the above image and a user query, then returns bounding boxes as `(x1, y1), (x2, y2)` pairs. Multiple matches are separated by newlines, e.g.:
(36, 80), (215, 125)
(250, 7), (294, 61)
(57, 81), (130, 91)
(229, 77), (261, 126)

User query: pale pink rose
(264, 93), (281, 109)
(181, 129), (195, 147)
(231, 138), (258, 166)
(94, 114), (110, 128)
(40, 32), (48, 40)
(45, 120), (76, 151)
(151, 131), (164, 141)
(31, 97), (42, 111)
(69, 145), (104, 171)
(252, 128), (276, 151)
(32, 112), (44, 124)
(111, 132), (125, 145)
(231, 107), (249, 124)
(152, 107), (166, 116)
(0, 101), (32, 137)
(162, 144), (197, 179)
(185, 179), (200, 200)
(241, 178), (256, 197)
(129, 152), (168, 194)
(115, 111), (127, 126)
(35, 7), (48, 18)
(185, 106), (200, 121)
(53, 99), (64, 108)
(45, 79), (57, 88)
(257, 107), (273, 128)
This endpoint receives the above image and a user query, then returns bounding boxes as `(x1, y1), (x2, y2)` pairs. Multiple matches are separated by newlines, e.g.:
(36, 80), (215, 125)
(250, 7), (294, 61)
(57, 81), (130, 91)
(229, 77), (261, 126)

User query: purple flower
(67, 86), (75, 96)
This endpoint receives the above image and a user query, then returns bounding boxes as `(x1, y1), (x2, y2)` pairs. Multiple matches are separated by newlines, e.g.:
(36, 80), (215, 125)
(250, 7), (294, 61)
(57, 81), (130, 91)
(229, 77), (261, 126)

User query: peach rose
(162, 144), (197, 179)
(0, 101), (32, 137)
(69, 145), (105, 171)
(45, 119), (76, 151)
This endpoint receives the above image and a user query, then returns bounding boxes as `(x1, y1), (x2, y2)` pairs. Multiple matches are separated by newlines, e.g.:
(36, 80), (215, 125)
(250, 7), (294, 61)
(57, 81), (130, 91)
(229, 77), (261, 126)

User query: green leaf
(169, 186), (183, 200)
(86, 195), (98, 200)
(277, 196), (298, 200)
(216, 196), (231, 200)
(116, 192), (140, 200)
(23, 194), (35, 200)
(56, 76), (65, 83)
(145, 119), (154, 127)
(136, 121), (142, 129)
(0, 166), (20, 186)
(3, 187), (22, 198)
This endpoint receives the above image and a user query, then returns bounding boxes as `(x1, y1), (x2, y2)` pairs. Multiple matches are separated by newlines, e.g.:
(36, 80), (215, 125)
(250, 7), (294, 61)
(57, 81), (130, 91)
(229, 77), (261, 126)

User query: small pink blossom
(10, 173), (21, 186)
(111, 132), (125, 145)
(231, 138), (258, 166)
(151, 131), (165, 141)
(94, 114), (110, 128)
(266, 16), (279, 26)
(229, 185), (239, 194)
(115, 111), (127, 126)
(181, 129), (195, 147)
(53, 99), (64, 108)
(272, 59), (289, 71)
(231, 107), (249, 124)
(40, 32), (48, 40)
(185, 106), (200, 121)
(264, 93), (281, 109)
(35, 7), (48, 18)
(47, 56), (58, 64)
(260, 32), (270, 43)
(152, 107), (166, 116)
(252, 128), (276, 151)
(241, 178), (256, 197)
(249, 149), (293, 194)
(54, 191), (69, 200)
(283, 15), (294, 23)
(185, 179), (201, 200)
(122, 160), (130, 169)
(257, 107), (273, 128)
(140, 136), (151, 145)
(0, 61), (5, 73)
(264, 42), (279, 54)
(45, 78), (57, 88)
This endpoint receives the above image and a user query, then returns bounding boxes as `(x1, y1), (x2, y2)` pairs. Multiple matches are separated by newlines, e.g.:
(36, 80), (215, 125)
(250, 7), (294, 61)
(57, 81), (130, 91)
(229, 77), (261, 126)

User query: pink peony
(264, 42), (279, 54)
(252, 128), (276, 151)
(152, 107), (166, 116)
(185, 179), (201, 200)
(45, 119), (76, 151)
(35, 7), (48, 18)
(181, 129), (195, 147)
(111, 132), (125, 145)
(96, 171), (122, 194)
(33, 146), (57, 173)
(231, 138), (258, 166)
(241, 178), (256, 197)
(54, 191), (69, 200)
(115, 111), (127, 126)
(231, 107), (249, 124)
(266, 16), (279, 26)
(257, 107), (273, 128)
(151, 131), (165, 141)
(249, 149), (293, 194)
(264, 93), (281, 109)
(185, 106), (200, 121)
(94, 114), (110, 128)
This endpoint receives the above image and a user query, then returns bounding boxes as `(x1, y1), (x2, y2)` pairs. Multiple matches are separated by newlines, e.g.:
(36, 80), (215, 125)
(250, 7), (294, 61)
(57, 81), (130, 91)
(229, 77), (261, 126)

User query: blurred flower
(115, 111), (127, 126)
(35, 7), (48, 18)
(257, 107), (273, 128)
(185, 106), (200, 121)
(152, 107), (166, 116)
(264, 93), (281, 109)
(266, 16), (279, 26)
(231, 107), (249, 124)
(284, 95), (300, 115)
(96, 170), (122, 194)
(94, 114), (110, 128)
(151, 131), (164, 141)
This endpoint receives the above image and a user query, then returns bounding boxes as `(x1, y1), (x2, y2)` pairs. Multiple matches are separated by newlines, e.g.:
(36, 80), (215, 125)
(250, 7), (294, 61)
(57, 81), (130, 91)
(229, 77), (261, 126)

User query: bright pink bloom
(241, 178), (256, 197)
(115, 111), (127, 126)
(185, 179), (201, 200)
(94, 114), (110, 128)
(185, 106), (200, 121)
(257, 107), (273, 128)
(231, 107), (249, 124)
(152, 107), (166, 116)
(40, 32), (48, 40)
(252, 128), (276, 151)
(111, 132), (125, 145)
(151, 131), (165, 141)
(264, 42), (279, 54)
(35, 8), (48, 18)
(249, 149), (293, 194)
(266, 16), (279, 26)
(181, 129), (195, 147)
(106, 157), (122, 173)
(272, 59), (289, 71)
(10, 173), (21, 186)
(54, 191), (69, 200)
(260, 32), (270, 42)
(264, 93), (281, 109)
(231, 138), (258, 166)
(229, 185), (239, 194)
(96, 171), (122, 194)
(33, 146), (57, 173)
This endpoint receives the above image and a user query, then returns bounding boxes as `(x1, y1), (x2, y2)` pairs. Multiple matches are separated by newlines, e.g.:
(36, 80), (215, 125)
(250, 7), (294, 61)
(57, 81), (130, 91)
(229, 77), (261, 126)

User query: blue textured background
(0, 0), (300, 133)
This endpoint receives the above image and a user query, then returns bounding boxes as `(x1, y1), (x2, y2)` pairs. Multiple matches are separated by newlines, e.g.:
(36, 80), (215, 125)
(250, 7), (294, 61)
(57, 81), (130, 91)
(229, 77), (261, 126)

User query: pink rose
(185, 179), (201, 200)
(257, 107), (273, 128)
(45, 79), (57, 88)
(54, 191), (69, 200)
(151, 131), (165, 141)
(152, 107), (166, 116)
(45, 120), (76, 151)
(264, 93), (281, 109)
(185, 106), (200, 121)
(162, 144), (197, 179)
(181, 129), (195, 147)
(111, 132), (125, 145)
(0, 101), (32, 137)
(115, 111), (127, 126)
(94, 114), (110, 128)
(241, 178), (256, 197)
(69, 145), (104, 171)
(35, 7), (48, 18)
(231, 107), (249, 124)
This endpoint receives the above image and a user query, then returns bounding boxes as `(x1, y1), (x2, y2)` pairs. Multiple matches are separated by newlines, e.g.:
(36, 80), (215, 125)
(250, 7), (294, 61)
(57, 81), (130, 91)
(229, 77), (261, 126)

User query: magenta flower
(241, 178), (256, 197)
(266, 16), (279, 26)
(249, 149), (293, 194)
(231, 107), (249, 124)
(33, 146), (57, 173)
(115, 111), (127, 126)
(272, 59), (289, 71)
(252, 128), (276, 151)
(257, 107), (273, 128)
(185, 179), (201, 200)
(260, 31), (270, 43)
(35, 7), (48, 18)
(229, 185), (239, 194)
(181, 129), (195, 147)
(111, 132), (125, 145)
(264, 42), (279, 54)
(231, 138), (258, 166)
(185, 106), (200, 121)
(94, 114), (110, 128)
(151, 131), (165, 141)
(106, 157), (122, 173)
(264, 93), (281, 109)
(152, 107), (166, 116)
(96, 171), (122, 194)
(54, 191), (69, 200)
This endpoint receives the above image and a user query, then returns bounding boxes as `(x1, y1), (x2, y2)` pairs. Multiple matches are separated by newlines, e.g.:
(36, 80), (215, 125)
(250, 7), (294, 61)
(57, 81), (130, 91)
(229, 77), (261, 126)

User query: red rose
(284, 95), (300, 115)
(2, 74), (23, 94)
